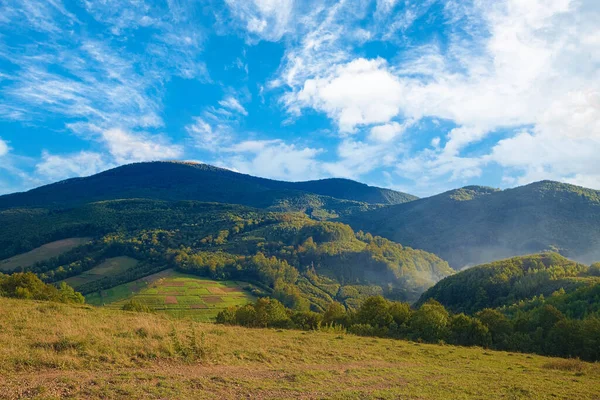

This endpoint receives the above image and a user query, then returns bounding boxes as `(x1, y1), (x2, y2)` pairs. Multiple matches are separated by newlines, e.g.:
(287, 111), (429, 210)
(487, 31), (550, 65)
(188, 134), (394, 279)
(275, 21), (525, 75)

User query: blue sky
(0, 0), (599, 197)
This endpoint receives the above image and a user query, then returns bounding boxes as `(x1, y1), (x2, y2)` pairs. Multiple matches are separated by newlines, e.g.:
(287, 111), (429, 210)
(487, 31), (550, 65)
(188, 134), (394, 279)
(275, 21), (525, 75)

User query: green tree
(356, 296), (393, 327)
(322, 302), (348, 326)
(410, 300), (450, 342)
(448, 314), (491, 347)
(475, 309), (512, 346)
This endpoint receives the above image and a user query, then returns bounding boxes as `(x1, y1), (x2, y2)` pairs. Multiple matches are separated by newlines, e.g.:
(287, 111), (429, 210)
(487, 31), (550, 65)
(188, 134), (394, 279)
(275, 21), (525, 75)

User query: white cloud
(186, 117), (232, 152)
(223, 139), (323, 181)
(369, 120), (413, 143)
(275, 0), (600, 190)
(324, 139), (404, 179)
(225, 0), (295, 41)
(218, 96), (248, 116)
(35, 151), (108, 181)
(101, 129), (183, 164)
(392, 0), (600, 187)
(294, 58), (406, 132)
(0, 138), (9, 157)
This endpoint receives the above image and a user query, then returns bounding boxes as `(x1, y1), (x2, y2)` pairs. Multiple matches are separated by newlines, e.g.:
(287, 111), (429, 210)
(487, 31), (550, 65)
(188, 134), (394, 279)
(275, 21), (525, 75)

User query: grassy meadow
(0, 297), (598, 399)
(85, 270), (255, 322)
(0, 238), (91, 272)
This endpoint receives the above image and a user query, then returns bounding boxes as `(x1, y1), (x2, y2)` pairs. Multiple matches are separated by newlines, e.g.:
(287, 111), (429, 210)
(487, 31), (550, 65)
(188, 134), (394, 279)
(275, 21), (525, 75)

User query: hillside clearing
(85, 270), (255, 321)
(0, 297), (598, 399)
(63, 256), (139, 288)
(0, 238), (92, 272)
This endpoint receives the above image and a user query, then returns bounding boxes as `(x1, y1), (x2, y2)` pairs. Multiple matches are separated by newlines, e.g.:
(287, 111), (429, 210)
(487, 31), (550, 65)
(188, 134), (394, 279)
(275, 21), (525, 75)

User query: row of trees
(217, 295), (600, 361)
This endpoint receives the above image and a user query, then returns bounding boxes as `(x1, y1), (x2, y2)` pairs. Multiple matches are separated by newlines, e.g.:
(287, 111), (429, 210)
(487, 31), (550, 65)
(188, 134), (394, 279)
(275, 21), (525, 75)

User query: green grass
(0, 297), (598, 399)
(86, 269), (255, 322)
(63, 256), (139, 288)
(0, 237), (91, 272)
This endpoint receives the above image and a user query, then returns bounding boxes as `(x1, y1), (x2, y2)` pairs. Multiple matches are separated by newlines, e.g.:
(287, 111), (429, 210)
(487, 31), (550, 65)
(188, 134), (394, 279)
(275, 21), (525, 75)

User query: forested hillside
(344, 181), (600, 268)
(0, 162), (417, 217)
(0, 199), (453, 309)
(417, 253), (599, 313)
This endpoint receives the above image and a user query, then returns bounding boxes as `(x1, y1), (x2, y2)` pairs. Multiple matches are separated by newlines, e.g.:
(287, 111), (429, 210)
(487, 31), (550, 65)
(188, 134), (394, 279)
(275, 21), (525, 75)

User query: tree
(448, 314), (491, 347)
(216, 306), (237, 325)
(235, 304), (258, 327)
(475, 308), (512, 347)
(254, 298), (291, 328)
(323, 302), (348, 326)
(356, 296), (393, 328)
(389, 302), (412, 326)
(410, 300), (449, 342)
(291, 311), (322, 330)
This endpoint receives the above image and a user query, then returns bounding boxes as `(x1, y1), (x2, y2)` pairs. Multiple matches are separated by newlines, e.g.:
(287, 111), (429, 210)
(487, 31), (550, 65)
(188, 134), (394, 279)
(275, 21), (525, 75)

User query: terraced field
(0, 237), (91, 272)
(86, 269), (255, 321)
(63, 256), (139, 288)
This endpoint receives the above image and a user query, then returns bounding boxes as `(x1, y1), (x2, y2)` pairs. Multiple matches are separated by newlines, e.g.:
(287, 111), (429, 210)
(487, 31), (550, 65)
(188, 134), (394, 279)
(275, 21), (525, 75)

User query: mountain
(416, 253), (599, 314)
(0, 162), (417, 215)
(343, 181), (600, 268)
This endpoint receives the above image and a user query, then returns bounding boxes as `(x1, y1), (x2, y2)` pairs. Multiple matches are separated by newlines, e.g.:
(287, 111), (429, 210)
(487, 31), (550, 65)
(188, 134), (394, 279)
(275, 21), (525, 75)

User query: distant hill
(0, 162), (417, 215)
(344, 181), (600, 268)
(417, 253), (599, 314)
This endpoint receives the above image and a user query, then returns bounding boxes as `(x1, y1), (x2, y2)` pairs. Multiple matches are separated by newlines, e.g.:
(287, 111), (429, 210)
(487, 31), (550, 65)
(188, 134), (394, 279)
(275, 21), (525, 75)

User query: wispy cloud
(35, 151), (108, 181)
(225, 0), (296, 41)
(0, 137), (9, 157)
(218, 96), (249, 116)
(101, 128), (183, 164)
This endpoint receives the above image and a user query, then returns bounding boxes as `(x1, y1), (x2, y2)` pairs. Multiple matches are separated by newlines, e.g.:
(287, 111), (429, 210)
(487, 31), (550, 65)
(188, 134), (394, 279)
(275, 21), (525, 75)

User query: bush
(122, 300), (153, 313)
(0, 272), (85, 304)
(291, 311), (322, 330)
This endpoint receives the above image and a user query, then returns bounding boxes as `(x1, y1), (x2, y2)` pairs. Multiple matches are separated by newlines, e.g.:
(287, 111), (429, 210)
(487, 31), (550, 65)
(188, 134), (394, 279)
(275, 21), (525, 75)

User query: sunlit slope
(0, 297), (598, 399)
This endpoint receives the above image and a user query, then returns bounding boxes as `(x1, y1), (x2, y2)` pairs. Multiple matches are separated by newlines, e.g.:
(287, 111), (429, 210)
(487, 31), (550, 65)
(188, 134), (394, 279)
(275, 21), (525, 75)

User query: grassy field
(0, 297), (598, 399)
(86, 270), (255, 322)
(0, 238), (92, 272)
(63, 256), (139, 288)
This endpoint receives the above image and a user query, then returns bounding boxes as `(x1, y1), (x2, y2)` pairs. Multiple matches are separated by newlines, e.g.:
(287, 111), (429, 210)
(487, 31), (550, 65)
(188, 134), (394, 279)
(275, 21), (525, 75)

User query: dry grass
(0, 297), (599, 399)
(543, 358), (586, 373)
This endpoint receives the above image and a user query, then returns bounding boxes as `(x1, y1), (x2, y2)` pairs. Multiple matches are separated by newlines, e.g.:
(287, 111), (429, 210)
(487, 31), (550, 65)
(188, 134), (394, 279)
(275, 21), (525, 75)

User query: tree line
(217, 295), (600, 362)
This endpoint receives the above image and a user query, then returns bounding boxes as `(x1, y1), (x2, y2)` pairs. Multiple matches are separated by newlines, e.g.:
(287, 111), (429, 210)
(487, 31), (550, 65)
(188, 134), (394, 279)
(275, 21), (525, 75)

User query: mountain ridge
(343, 180), (600, 268)
(0, 161), (418, 211)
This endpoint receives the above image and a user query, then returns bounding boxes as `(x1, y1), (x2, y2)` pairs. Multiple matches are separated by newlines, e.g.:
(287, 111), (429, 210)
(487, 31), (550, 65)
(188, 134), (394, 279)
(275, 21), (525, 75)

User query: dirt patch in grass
(190, 304), (208, 309)
(204, 296), (223, 304)
(164, 282), (186, 287)
(165, 296), (178, 305)
(207, 287), (226, 295)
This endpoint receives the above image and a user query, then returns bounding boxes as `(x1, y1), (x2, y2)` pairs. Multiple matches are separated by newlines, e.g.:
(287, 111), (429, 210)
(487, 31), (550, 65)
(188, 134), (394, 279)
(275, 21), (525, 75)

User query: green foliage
(409, 300), (450, 342)
(448, 314), (491, 347)
(356, 296), (394, 327)
(0, 200), (452, 310)
(0, 272), (84, 304)
(418, 253), (591, 313)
